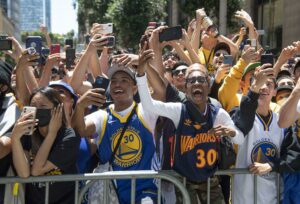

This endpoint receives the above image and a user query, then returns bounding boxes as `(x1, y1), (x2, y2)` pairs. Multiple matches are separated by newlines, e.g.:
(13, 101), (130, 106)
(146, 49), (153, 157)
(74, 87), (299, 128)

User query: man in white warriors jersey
(230, 63), (284, 204)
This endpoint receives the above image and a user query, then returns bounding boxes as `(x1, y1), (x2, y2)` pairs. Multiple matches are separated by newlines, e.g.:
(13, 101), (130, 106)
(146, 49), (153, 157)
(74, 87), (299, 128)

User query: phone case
(93, 76), (110, 90)
(50, 44), (60, 54)
(0, 39), (12, 50)
(159, 26), (182, 42)
(261, 54), (274, 66)
(21, 106), (37, 135)
(26, 36), (42, 64)
(66, 48), (75, 68)
(99, 23), (113, 35)
(223, 55), (233, 66)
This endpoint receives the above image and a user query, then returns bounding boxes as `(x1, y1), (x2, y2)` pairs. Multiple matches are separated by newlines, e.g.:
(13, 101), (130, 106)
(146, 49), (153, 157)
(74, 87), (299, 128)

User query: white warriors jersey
(233, 111), (284, 204)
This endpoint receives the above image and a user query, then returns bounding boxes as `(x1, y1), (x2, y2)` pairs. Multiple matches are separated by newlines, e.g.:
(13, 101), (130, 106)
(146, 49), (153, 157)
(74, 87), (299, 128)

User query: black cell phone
(85, 34), (91, 45)
(261, 54), (274, 67)
(41, 48), (50, 65)
(223, 55), (233, 66)
(93, 76), (110, 90)
(159, 26), (182, 42)
(65, 48), (75, 68)
(0, 36), (12, 50)
(65, 39), (73, 48)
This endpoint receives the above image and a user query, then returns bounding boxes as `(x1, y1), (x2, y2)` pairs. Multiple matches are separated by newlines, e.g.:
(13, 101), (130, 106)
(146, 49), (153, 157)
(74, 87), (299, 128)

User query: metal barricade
(0, 169), (282, 204)
(0, 170), (191, 204)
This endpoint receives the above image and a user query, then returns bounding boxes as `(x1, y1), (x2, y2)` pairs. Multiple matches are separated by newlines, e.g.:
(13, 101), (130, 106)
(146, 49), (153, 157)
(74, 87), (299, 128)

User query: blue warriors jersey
(173, 103), (219, 182)
(97, 104), (157, 204)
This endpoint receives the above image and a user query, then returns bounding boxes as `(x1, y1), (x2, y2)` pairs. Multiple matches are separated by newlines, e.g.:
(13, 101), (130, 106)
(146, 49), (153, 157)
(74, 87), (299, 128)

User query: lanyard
(203, 48), (214, 70)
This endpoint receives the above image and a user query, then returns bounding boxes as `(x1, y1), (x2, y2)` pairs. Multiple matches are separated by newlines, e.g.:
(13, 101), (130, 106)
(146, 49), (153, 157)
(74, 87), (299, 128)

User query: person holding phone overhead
(72, 63), (159, 204)
(11, 87), (80, 204)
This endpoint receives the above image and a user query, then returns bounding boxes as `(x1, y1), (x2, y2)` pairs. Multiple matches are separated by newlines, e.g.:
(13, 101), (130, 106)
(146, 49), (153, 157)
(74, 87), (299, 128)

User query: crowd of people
(1, 7), (300, 204)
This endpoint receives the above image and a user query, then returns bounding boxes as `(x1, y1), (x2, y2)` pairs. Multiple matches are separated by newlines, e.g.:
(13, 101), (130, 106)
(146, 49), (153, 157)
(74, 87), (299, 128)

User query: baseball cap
(107, 63), (136, 83)
(242, 62), (261, 78)
(276, 85), (293, 93)
(49, 80), (78, 105)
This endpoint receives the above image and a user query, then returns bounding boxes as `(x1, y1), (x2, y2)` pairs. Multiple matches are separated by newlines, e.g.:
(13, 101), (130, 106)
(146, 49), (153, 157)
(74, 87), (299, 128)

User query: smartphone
(85, 34), (91, 45)
(65, 48), (75, 68)
(223, 55), (233, 66)
(65, 39), (73, 48)
(21, 106), (37, 135)
(41, 48), (50, 65)
(0, 36), (12, 50)
(106, 36), (115, 47)
(50, 44), (60, 54)
(93, 76), (110, 90)
(26, 36), (42, 64)
(159, 26), (182, 42)
(261, 54), (274, 67)
(99, 23), (113, 35)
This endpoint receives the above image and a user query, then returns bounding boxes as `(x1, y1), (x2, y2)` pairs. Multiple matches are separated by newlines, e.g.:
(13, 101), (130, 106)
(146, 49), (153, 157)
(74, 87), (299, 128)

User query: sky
(51, 0), (78, 35)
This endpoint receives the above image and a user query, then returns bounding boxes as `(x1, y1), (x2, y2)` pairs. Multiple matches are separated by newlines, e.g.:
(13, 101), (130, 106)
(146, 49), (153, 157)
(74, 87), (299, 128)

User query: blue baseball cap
(49, 80), (78, 106)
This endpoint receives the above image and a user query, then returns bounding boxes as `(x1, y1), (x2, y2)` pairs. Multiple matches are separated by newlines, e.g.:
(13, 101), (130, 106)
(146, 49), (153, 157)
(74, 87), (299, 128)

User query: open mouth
(192, 89), (203, 97)
(113, 89), (124, 95)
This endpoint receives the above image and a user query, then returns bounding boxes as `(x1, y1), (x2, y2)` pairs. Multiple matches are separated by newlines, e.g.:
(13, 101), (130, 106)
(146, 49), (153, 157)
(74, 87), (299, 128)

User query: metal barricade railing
(0, 169), (281, 204)
(0, 170), (191, 204)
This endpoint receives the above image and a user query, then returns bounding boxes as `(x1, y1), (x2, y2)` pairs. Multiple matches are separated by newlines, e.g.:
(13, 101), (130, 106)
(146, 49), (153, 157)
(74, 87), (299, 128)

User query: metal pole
(45, 182), (49, 204)
(74, 181), (79, 204)
(104, 180), (108, 204)
(207, 177), (211, 204)
(254, 175), (257, 204)
(131, 178), (136, 204)
(158, 179), (162, 204)
(219, 0), (227, 35)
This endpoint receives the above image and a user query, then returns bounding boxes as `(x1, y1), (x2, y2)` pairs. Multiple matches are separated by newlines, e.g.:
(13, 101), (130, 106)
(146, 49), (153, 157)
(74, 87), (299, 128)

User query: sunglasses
(172, 68), (187, 76)
(186, 76), (207, 84)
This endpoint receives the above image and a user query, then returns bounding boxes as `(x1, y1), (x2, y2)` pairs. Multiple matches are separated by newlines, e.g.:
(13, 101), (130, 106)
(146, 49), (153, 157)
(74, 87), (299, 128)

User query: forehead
(51, 86), (72, 98)
(215, 49), (229, 55)
(31, 92), (51, 104)
(188, 70), (206, 78)
(174, 65), (188, 71)
(111, 71), (133, 81)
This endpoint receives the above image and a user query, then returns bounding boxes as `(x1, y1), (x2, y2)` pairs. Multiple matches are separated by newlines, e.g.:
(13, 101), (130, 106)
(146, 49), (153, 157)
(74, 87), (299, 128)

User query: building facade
(244, 0), (300, 52)
(0, 0), (21, 40)
(20, 0), (51, 32)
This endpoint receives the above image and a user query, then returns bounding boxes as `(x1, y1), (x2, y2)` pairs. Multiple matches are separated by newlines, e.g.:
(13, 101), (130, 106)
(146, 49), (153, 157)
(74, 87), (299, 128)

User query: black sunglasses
(186, 76), (207, 84)
(172, 68), (187, 76)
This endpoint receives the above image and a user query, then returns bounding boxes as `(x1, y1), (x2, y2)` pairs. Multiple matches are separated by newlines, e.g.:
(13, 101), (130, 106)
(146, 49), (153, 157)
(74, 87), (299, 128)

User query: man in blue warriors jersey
(136, 47), (243, 204)
(72, 64), (158, 204)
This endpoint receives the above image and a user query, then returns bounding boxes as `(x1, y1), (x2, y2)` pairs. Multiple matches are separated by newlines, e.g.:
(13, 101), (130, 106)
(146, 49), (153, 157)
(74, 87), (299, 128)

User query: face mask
(36, 109), (52, 127)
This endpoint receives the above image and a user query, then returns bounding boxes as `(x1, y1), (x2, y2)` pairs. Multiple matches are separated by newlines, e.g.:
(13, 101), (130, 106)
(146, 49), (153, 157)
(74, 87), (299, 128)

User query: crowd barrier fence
(0, 168), (281, 204)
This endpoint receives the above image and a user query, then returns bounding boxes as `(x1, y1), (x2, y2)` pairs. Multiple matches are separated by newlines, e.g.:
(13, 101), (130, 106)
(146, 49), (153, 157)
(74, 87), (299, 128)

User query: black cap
(0, 60), (12, 86)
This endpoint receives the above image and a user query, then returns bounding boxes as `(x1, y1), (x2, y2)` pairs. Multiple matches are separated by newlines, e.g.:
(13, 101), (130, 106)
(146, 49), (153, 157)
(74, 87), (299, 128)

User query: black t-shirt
(22, 127), (80, 204)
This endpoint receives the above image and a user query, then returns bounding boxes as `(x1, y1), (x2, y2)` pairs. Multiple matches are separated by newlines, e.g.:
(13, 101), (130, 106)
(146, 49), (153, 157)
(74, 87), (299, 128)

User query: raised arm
(11, 113), (35, 178)
(136, 47), (182, 127)
(40, 24), (52, 48)
(38, 53), (61, 87)
(70, 34), (106, 93)
(278, 79), (300, 128)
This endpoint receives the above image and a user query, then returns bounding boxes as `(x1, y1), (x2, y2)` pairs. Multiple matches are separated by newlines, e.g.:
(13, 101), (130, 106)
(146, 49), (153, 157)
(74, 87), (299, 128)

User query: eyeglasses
(186, 76), (207, 84)
(172, 68), (187, 76)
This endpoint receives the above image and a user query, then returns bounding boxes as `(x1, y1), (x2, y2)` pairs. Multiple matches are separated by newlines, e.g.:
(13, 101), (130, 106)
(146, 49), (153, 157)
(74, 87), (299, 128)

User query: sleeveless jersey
(97, 104), (157, 204)
(233, 111), (284, 204)
(173, 103), (220, 182)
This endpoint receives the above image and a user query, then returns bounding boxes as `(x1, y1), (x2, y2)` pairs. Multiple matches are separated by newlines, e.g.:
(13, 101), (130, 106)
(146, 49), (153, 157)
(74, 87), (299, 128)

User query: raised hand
(3, 36), (23, 62)
(250, 64), (274, 93)
(137, 42), (154, 76)
(48, 104), (63, 135)
(112, 54), (139, 67)
(77, 88), (106, 109)
(235, 10), (254, 28)
(215, 64), (231, 84)
(11, 113), (37, 139)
